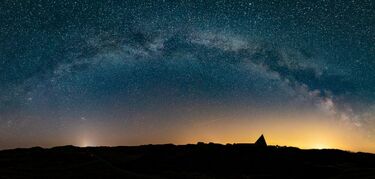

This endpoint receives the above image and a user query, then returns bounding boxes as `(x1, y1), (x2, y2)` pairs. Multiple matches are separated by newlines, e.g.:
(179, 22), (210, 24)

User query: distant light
(80, 140), (95, 147)
(313, 144), (329, 149)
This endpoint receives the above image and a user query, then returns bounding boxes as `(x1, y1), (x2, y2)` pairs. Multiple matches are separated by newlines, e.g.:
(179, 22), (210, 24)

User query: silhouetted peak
(255, 134), (267, 147)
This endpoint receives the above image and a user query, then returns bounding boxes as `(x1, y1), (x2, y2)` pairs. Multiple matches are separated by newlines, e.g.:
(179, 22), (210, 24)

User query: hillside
(1, 143), (375, 178)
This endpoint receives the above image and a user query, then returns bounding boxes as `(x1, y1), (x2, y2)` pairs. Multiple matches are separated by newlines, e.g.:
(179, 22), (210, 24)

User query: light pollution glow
(71, 112), (375, 153)
(2, 109), (374, 153)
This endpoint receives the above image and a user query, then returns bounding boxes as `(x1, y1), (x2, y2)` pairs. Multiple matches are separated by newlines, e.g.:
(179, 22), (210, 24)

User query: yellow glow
(312, 143), (329, 149)
(168, 111), (375, 153)
(77, 132), (97, 147)
(80, 140), (94, 147)
(62, 110), (375, 153)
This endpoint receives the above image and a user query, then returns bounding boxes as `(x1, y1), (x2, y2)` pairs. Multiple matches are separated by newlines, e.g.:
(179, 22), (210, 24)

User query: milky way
(0, 0), (374, 151)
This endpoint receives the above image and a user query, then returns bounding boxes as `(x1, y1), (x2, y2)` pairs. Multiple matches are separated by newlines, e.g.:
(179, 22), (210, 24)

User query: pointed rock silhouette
(255, 134), (267, 147)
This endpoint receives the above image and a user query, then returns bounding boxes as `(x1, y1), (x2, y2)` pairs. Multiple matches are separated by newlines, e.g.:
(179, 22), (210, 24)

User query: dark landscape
(1, 142), (375, 178)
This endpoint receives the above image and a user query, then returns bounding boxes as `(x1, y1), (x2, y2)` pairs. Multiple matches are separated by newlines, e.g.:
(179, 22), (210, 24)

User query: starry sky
(1, 0), (375, 152)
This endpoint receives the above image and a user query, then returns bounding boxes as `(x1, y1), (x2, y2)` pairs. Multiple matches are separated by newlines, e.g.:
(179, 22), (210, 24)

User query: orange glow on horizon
(25, 111), (374, 153)
(167, 112), (375, 153)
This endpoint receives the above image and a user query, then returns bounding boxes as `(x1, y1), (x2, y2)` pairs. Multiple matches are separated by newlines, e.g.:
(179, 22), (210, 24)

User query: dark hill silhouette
(0, 141), (375, 178)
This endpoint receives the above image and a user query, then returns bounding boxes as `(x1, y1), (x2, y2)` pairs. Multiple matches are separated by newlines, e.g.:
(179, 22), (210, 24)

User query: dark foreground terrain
(1, 143), (375, 179)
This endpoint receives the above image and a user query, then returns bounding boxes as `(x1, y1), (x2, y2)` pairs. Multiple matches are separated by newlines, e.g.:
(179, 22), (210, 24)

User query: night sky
(1, 0), (375, 152)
